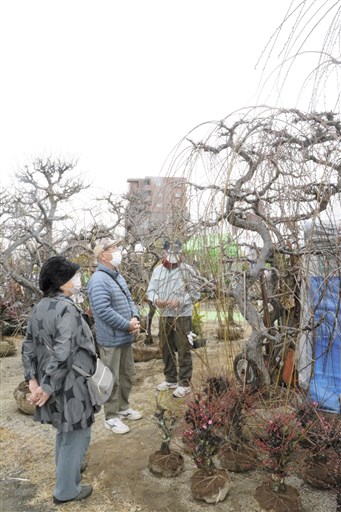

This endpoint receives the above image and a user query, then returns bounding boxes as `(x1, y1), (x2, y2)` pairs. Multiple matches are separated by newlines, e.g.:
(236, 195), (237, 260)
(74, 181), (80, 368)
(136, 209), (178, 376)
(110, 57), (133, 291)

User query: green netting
(183, 234), (238, 259)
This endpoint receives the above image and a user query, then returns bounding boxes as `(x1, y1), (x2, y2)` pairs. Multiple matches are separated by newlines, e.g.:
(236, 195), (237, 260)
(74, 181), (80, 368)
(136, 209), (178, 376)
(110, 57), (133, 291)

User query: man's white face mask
(109, 251), (122, 267)
(166, 253), (179, 264)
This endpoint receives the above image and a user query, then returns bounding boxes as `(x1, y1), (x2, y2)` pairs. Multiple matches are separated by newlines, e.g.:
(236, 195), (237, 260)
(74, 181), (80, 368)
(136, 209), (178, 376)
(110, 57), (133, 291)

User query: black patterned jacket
(22, 294), (98, 432)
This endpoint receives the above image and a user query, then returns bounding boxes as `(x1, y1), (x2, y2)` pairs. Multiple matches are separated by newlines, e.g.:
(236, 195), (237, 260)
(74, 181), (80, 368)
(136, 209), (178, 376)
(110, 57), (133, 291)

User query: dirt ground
(0, 320), (338, 512)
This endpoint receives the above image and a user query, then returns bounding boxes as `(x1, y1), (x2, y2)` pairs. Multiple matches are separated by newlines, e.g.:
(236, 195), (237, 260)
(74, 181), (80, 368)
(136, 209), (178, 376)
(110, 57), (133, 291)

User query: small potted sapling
(296, 400), (341, 491)
(217, 386), (258, 472)
(254, 412), (303, 512)
(148, 400), (184, 477)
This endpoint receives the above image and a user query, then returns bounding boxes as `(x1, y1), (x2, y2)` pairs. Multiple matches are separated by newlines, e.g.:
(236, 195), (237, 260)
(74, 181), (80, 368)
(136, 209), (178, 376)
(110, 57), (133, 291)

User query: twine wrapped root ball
(148, 450), (184, 478)
(0, 339), (16, 357)
(13, 381), (36, 415)
(190, 468), (231, 503)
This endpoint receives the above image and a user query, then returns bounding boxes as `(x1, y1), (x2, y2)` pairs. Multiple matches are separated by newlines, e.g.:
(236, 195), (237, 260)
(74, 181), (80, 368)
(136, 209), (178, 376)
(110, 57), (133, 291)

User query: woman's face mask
(109, 251), (122, 267)
(70, 273), (82, 295)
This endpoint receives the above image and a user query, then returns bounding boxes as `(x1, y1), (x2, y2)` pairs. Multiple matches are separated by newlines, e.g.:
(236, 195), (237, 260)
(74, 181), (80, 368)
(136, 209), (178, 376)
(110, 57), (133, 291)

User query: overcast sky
(0, 0), (338, 200)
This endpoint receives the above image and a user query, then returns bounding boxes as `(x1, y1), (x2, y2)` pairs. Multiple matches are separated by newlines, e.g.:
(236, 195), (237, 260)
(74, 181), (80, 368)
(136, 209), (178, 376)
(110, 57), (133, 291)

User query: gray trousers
(98, 344), (135, 419)
(54, 426), (91, 501)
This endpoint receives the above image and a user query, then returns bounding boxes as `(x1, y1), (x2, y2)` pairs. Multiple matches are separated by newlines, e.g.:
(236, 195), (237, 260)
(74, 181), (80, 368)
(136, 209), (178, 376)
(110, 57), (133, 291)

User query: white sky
(0, 0), (339, 199)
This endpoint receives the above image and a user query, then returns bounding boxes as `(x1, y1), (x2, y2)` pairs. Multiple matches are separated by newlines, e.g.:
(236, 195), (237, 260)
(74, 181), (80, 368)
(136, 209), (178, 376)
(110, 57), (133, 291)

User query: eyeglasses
(103, 246), (122, 254)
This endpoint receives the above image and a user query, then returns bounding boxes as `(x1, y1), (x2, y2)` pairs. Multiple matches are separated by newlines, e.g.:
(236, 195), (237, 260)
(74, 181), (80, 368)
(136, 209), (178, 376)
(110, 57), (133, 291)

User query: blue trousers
(53, 426), (91, 501)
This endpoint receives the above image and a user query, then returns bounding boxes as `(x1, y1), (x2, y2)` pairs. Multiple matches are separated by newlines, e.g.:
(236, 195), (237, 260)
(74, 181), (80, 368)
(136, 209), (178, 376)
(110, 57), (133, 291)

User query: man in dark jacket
(87, 238), (142, 434)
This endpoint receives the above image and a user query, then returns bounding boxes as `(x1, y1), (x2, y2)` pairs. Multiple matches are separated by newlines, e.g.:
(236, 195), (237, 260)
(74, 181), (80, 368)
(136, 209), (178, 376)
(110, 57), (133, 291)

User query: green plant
(192, 303), (205, 337)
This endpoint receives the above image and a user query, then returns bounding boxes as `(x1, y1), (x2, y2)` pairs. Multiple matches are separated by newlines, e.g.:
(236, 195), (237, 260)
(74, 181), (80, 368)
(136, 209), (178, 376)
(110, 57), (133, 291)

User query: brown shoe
(53, 485), (93, 504)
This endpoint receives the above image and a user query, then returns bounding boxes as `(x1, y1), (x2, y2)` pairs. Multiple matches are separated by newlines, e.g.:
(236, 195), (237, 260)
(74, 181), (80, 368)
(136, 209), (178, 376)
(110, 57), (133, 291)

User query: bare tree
(168, 107), (340, 385)
(0, 157), (141, 335)
(0, 157), (93, 333)
(256, 0), (340, 111)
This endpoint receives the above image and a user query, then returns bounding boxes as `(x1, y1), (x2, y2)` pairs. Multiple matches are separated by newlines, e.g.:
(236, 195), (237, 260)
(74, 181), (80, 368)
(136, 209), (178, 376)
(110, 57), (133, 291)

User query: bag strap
(98, 269), (129, 299)
(56, 297), (93, 363)
(72, 363), (91, 378)
(97, 269), (139, 321)
(38, 297), (82, 366)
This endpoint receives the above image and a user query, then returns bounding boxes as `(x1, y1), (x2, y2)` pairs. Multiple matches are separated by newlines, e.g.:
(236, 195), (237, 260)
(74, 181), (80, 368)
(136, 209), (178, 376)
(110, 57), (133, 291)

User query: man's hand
(166, 299), (180, 310)
(155, 298), (167, 308)
(155, 298), (180, 309)
(128, 318), (140, 333)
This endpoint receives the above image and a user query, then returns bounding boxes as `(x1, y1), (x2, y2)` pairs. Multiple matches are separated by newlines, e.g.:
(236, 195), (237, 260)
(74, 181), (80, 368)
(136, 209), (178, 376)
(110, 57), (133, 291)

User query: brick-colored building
(125, 176), (188, 246)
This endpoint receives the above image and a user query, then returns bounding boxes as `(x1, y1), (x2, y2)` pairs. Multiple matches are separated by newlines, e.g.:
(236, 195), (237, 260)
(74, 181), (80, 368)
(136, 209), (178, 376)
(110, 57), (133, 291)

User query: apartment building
(125, 176), (188, 246)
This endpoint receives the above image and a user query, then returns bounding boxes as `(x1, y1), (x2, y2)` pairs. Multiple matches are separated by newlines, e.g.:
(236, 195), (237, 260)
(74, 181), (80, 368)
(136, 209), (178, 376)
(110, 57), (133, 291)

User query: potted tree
(180, 387), (231, 504)
(254, 412), (303, 511)
(217, 385), (258, 472)
(296, 400), (341, 491)
(148, 400), (184, 477)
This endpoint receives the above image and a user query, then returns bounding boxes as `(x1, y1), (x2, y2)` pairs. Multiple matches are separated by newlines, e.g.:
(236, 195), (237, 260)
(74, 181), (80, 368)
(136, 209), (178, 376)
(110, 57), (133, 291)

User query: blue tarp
(307, 276), (341, 413)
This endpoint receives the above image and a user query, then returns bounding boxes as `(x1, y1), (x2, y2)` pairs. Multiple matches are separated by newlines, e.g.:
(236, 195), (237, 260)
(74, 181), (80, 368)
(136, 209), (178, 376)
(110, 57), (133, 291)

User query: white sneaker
(156, 381), (178, 391)
(119, 408), (142, 421)
(104, 417), (130, 434)
(173, 386), (191, 398)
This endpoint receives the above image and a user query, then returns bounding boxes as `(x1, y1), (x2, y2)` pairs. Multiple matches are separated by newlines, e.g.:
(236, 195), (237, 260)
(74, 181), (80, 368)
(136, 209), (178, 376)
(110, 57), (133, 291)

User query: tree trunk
(270, 472), (286, 493)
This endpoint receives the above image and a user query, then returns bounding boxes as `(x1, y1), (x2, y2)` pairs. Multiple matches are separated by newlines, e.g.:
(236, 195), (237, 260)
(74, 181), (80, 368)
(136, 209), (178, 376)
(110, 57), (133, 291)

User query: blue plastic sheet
(308, 277), (341, 413)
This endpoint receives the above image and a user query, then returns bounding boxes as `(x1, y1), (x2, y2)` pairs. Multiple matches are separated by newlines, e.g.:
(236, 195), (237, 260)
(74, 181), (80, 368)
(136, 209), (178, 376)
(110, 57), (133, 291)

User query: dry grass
(1, 328), (338, 512)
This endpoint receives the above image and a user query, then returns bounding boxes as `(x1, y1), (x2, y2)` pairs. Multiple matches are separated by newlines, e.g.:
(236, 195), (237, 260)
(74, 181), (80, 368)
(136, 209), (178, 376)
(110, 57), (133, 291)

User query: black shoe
(53, 485), (93, 504)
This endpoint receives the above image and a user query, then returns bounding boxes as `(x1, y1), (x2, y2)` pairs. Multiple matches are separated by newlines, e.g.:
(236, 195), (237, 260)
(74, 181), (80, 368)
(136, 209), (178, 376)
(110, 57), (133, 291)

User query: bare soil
(0, 321), (338, 512)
